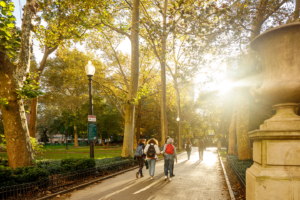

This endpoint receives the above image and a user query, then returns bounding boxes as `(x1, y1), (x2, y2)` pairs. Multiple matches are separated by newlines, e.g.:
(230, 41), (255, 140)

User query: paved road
(58, 148), (230, 200)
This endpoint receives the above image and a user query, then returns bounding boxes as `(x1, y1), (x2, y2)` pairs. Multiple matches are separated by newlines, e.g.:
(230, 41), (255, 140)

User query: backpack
(186, 144), (190, 152)
(135, 145), (143, 157)
(147, 144), (156, 158)
(166, 144), (174, 154)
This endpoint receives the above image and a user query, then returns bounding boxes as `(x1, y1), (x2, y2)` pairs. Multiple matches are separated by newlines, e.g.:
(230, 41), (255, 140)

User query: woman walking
(144, 138), (160, 180)
(186, 140), (192, 160)
(162, 138), (177, 181)
(134, 139), (146, 179)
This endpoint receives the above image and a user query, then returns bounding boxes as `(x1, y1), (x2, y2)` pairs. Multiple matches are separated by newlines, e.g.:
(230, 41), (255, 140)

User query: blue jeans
(147, 159), (156, 176)
(187, 150), (192, 159)
(164, 154), (174, 177)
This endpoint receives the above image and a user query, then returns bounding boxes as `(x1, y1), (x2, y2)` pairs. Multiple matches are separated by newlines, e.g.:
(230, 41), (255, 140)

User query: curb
(36, 165), (139, 200)
(217, 150), (235, 200)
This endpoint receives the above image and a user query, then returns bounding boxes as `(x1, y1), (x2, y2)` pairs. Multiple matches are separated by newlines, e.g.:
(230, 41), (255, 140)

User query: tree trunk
(294, 0), (300, 21)
(160, 0), (169, 146)
(121, 0), (139, 157)
(133, 132), (137, 150)
(74, 125), (78, 147)
(136, 100), (141, 142)
(228, 102), (237, 155)
(29, 47), (57, 138)
(29, 97), (38, 137)
(0, 0), (38, 169)
(236, 95), (252, 160)
(174, 80), (182, 149)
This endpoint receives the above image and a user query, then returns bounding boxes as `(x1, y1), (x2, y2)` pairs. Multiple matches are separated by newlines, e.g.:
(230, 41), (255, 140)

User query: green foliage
(0, 157), (8, 166)
(61, 158), (95, 173)
(0, 0), (21, 60)
(37, 160), (61, 174)
(16, 72), (44, 101)
(0, 166), (49, 187)
(30, 137), (45, 160)
(227, 155), (253, 180)
(0, 97), (8, 106)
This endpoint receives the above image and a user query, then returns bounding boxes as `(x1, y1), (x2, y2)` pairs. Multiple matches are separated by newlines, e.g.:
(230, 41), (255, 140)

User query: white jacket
(144, 143), (160, 160)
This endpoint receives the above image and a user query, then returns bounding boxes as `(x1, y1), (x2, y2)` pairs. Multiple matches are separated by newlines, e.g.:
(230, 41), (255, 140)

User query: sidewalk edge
(218, 150), (236, 200)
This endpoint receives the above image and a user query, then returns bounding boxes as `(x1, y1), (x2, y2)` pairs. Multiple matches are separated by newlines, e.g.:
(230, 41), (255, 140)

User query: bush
(30, 137), (45, 159)
(0, 166), (50, 187)
(0, 158), (8, 166)
(37, 160), (61, 175)
(61, 158), (96, 173)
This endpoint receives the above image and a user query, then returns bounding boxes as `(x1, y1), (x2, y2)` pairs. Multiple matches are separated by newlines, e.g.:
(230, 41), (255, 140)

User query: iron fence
(0, 159), (137, 200)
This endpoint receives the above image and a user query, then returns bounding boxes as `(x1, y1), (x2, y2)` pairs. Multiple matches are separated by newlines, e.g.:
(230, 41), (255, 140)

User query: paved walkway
(58, 148), (230, 200)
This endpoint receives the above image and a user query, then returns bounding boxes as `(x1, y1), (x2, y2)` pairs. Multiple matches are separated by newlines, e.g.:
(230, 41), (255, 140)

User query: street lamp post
(177, 117), (180, 149)
(85, 61), (95, 159)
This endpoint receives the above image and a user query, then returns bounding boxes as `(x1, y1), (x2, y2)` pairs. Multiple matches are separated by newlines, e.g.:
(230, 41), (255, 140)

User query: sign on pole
(88, 123), (97, 141)
(88, 115), (96, 122)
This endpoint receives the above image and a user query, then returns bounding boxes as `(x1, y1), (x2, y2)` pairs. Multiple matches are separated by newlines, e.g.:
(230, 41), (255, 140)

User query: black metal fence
(0, 160), (137, 200)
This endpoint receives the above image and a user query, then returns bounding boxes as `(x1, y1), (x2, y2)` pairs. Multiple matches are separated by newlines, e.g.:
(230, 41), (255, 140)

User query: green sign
(88, 123), (97, 141)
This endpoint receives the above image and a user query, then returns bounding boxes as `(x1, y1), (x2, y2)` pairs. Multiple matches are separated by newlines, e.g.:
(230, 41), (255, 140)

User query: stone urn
(246, 22), (300, 200)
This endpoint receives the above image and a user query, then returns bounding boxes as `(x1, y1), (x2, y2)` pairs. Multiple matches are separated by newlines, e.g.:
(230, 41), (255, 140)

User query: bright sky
(12, 0), (228, 97)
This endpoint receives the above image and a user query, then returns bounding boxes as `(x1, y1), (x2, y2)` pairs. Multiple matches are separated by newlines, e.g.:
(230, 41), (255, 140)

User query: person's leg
(169, 156), (174, 178)
(164, 156), (168, 176)
(172, 159), (175, 176)
(150, 159), (156, 177)
(147, 159), (152, 176)
(140, 158), (144, 177)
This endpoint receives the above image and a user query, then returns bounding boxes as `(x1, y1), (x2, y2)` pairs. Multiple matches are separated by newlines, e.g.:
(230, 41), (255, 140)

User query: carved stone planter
(247, 22), (300, 200)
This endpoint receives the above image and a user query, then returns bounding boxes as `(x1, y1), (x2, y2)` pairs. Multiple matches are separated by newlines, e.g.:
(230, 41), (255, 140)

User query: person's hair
(165, 136), (170, 143)
(186, 140), (190, 144)
(147, 138), (158, 145)
(138, 139), (146, 145)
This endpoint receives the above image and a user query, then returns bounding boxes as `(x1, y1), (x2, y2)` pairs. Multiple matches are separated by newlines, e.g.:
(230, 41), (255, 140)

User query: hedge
(0, 166), (49, 187)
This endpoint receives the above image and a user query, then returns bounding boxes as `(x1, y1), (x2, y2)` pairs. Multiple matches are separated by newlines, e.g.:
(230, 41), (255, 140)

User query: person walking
(161, 138), (177, 181)
(161, 136), (176, 177)
(144, 138), (160, 180)
(198, 137), (204, 160)
(186, 140), (192, 160)
(134, 139), (146, 179)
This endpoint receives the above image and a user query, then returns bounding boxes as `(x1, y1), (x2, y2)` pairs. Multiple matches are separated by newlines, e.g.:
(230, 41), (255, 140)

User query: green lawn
(0, 145), (187, 161)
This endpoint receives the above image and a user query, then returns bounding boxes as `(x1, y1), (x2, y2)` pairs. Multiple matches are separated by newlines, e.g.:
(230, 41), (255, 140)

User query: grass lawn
(0, 145), (187, 161)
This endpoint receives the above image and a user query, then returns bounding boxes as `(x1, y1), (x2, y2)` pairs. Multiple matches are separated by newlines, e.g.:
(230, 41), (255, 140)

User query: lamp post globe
(85, 61), (95, 76)
(85, 61), (95, 158)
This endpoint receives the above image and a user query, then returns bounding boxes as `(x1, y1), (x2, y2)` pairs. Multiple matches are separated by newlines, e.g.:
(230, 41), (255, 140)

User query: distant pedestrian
(135, 139), (146, 179)
(144, 138), (160, 180)
(198, 137), (204, 160)
(186, 140), (192, 160)
(161, 138), (177, 181)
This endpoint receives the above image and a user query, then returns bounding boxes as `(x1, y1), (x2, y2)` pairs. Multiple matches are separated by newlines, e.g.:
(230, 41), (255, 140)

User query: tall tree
(0, 0), (39, 168)
(28, 0), (110, 138)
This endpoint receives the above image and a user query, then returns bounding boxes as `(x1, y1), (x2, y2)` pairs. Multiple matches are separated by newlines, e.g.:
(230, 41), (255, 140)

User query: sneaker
(169, 178), (172, 181)
(172, 174), (175, 177)
(164, 176), (168, 181)
(136, 172), (139, 179)
(151, 177), (154, 180)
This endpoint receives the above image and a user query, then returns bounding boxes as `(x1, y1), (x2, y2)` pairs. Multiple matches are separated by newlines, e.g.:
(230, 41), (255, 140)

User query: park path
(57, 148), (230, 200)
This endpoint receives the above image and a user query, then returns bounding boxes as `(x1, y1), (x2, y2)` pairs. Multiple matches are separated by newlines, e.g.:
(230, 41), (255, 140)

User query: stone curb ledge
(217, 150), (235, 200)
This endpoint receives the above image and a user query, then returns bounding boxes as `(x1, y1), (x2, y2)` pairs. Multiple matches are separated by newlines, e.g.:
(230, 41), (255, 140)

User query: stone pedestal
(247, 22), (300, 200)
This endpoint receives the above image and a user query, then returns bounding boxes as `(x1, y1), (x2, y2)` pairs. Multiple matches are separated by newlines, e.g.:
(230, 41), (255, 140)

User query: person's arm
(144, 144), (149, 155)
(155, 145), (160, 155)
(173, 146), (178, 162)
(161, 144), (166, 154)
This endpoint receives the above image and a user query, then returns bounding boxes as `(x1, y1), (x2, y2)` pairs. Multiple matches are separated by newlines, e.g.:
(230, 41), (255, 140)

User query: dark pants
(137, 157), (144, 175)
(198, 149), (203, 160)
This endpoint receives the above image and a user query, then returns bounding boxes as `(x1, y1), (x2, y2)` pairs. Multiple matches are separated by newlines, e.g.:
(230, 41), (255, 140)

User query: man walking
(197, 137), (204, 160)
